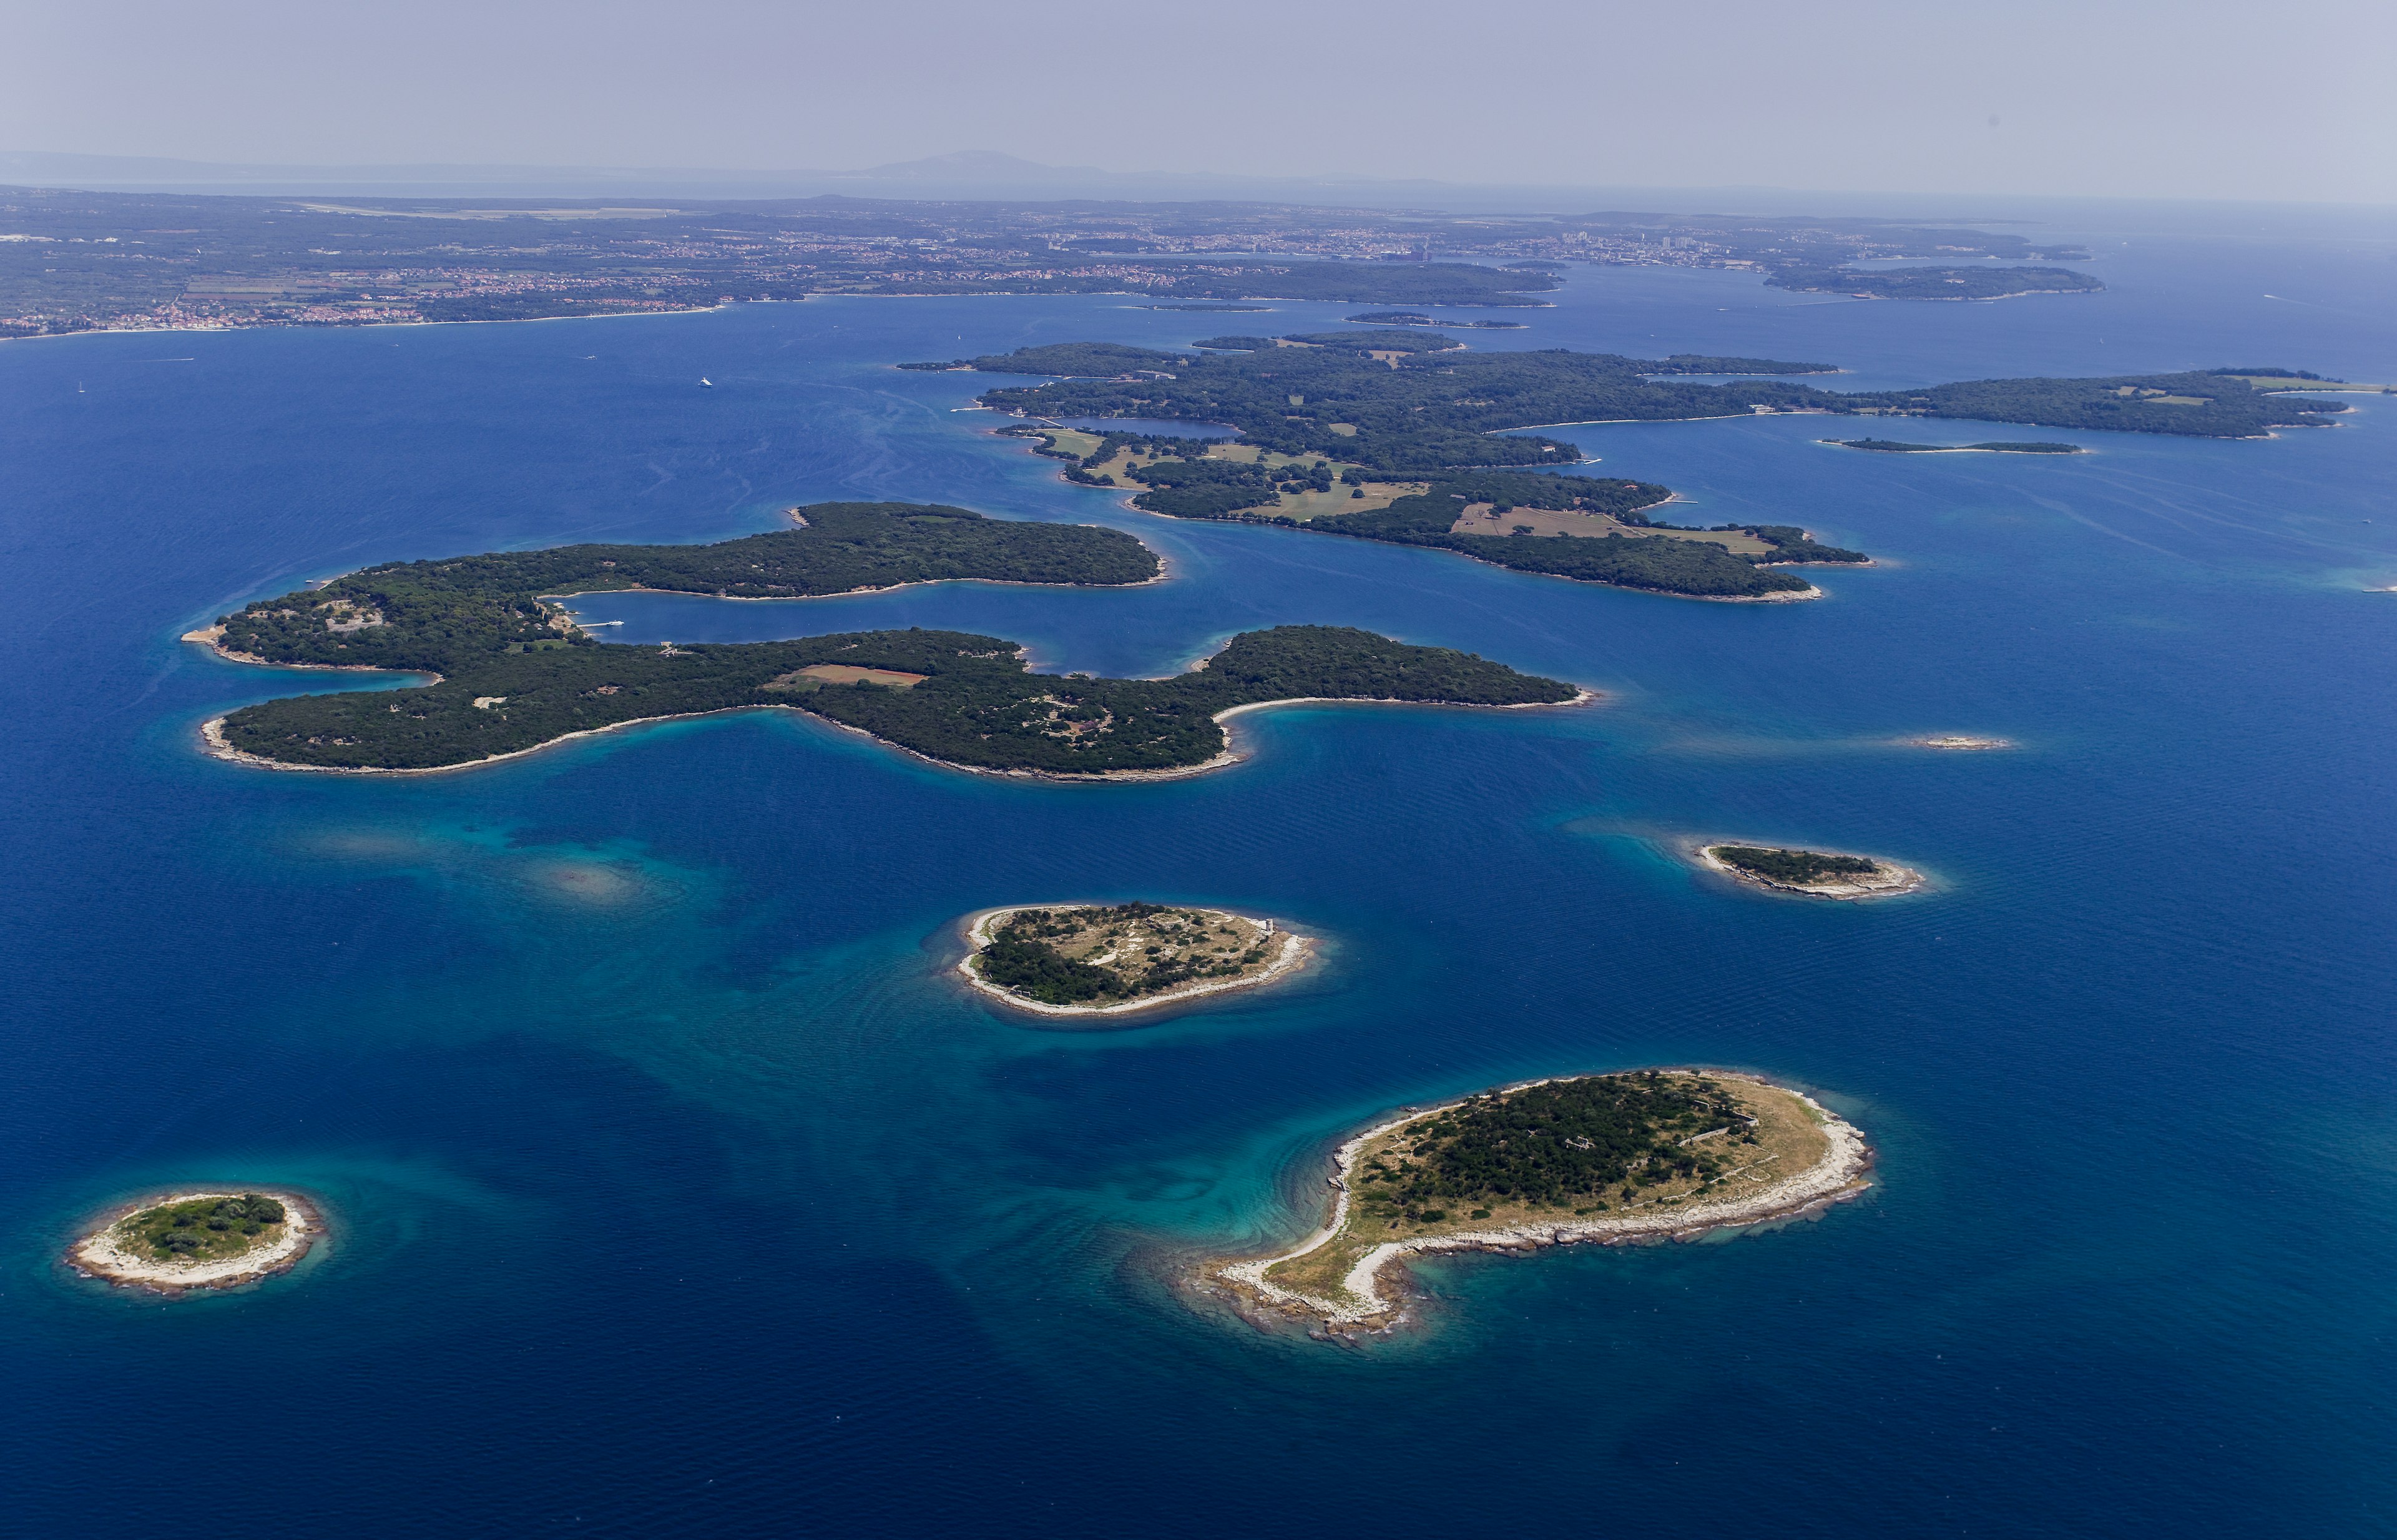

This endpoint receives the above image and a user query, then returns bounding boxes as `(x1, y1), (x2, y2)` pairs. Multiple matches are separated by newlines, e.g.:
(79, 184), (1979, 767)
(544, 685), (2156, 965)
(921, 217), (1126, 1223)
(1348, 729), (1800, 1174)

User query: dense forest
(943, 339), (2344, 470)
(120, 1194), (289, 1261)
(1710, 846), (1881, 883)
(1833, 372), (2335, 436)
(212, 611), (1576, 773)
(1346, 311), (1527, 329)
(1191, 330), (1468, 356)
(958, 340), (1828, 471)
(210, 502), (1160, 675)
(1361, 1074), (1755, 1217)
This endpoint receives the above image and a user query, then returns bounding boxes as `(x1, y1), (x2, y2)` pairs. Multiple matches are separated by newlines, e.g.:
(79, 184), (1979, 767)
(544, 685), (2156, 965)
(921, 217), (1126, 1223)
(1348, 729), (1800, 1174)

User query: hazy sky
(12, 0), (2394, 204)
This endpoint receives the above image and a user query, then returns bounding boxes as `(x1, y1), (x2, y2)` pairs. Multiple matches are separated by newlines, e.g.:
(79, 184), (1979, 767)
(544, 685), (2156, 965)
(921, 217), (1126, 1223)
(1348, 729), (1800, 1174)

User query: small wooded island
(1213, 1071), (1870, 1331)
(71, 1191), (316, 1292)
(1700, 843), (1923, 898)
(189, 507), (1580, 775)
(961, 902), (1306, 1015)
(1346, 311), (1526, 330)
(1830, 438), (2084, 454)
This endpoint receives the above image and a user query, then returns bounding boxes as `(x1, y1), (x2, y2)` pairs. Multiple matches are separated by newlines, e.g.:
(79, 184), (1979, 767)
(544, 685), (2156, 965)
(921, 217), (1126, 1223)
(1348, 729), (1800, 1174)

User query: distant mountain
(0, 148), (1631, 212)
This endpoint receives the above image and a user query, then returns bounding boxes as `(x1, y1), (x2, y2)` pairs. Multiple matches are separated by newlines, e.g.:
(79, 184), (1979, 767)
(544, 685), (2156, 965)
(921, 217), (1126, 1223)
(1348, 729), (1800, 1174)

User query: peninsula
(70, 1190), (316, 1293)
(960, 902), (1306, 1015)
(1213, 1071), (1870, 1330)
(1700, 843), (1923, 898)
(198, 564), (1581, 776)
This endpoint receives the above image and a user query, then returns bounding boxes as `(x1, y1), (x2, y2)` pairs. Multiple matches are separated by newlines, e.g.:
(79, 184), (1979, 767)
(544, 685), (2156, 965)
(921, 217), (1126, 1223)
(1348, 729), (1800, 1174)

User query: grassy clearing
(1072, 442), (1427, 521)
(1446, 503), (1771, 554)
(114, 1194), (290, 1264)
(795, 664), (928, 687)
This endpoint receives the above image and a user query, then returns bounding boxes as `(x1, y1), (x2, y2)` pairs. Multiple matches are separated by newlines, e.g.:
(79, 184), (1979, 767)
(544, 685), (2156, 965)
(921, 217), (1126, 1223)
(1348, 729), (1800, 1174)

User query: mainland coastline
(1208, 1072), (1871, 1332)
(68, 1189), (320, 1294)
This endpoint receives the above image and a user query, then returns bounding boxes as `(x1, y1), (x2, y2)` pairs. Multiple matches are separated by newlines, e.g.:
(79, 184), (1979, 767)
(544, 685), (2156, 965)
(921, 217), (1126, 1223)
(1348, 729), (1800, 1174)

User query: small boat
(699, 378), (713, 387)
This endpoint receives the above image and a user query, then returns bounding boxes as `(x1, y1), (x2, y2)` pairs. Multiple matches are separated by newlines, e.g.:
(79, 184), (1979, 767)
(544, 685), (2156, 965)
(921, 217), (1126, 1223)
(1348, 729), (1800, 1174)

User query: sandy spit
(1212, 1074), (1871, 1327)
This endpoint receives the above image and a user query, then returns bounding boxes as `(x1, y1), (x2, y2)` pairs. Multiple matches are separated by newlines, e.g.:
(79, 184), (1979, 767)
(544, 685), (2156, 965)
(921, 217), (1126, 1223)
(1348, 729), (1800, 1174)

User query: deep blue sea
(5, 210), (2395, 1536)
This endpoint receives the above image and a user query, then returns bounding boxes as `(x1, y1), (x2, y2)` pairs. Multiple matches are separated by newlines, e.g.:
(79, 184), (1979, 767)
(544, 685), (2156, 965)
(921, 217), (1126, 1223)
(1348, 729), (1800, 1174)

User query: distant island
(1830, 438), (2083, 454)
(933, 336), (2341, 458)
(960, 902), (1307, 1015)
(1213, 1071), (1870, 1332)
(1769, 264), (2102, 302)
(924, 336), (2341, 596)
(1346, 311), (1526, 330)
(1700, 844), (1922, 898)
(195, 539), (1583, 777)
(1911, 734), (2014, 751)
(71, 1191), (316, 1293)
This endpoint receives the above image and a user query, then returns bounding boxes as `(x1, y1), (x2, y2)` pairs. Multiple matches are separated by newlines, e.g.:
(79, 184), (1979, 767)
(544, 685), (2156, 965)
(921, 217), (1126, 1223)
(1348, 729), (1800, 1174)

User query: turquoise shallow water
(4, 220), (2396, 1535)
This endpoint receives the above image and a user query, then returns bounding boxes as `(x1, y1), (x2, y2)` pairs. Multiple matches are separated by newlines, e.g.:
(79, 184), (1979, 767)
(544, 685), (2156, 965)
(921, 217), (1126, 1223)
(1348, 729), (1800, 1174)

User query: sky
(9, 0), (2394, 205)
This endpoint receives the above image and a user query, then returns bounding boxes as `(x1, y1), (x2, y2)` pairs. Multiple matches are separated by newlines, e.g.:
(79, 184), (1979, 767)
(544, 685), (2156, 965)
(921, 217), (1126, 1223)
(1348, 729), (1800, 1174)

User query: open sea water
(4, 207), (2395, 1536)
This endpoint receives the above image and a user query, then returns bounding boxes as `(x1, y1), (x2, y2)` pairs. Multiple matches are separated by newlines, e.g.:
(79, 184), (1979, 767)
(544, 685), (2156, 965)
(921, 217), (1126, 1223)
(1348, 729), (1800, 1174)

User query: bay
(2, 217), (2393, 1534)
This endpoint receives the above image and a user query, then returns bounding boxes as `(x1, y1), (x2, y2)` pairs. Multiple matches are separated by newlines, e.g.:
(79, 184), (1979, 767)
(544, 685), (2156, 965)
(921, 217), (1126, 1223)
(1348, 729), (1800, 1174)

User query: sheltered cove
(1210, 1072), (1870, 1331)
(69, 1190), (319, 1293)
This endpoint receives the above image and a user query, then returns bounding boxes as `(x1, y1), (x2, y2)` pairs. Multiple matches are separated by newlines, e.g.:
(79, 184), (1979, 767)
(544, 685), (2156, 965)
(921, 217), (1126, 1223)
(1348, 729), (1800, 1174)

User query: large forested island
(192, 509), (1577, 773)
(202, 501), (1159, 675)
(1215, 1071), (1871, 1331)
(928, 336), (2336, 595)
(961, 902), (1306, 1015)
(1036, 434), (1858, 598)
(938, 336), (2343, 456)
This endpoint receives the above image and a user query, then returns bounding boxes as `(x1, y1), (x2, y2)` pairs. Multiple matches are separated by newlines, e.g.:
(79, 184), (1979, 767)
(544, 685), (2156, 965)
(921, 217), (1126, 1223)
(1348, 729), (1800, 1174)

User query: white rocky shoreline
(1695, 842), (1926, 899)
(958, 903), (1311, 1017)
(1212, 1075), (1871, 1330)
(67, 1190), (320, 1294)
